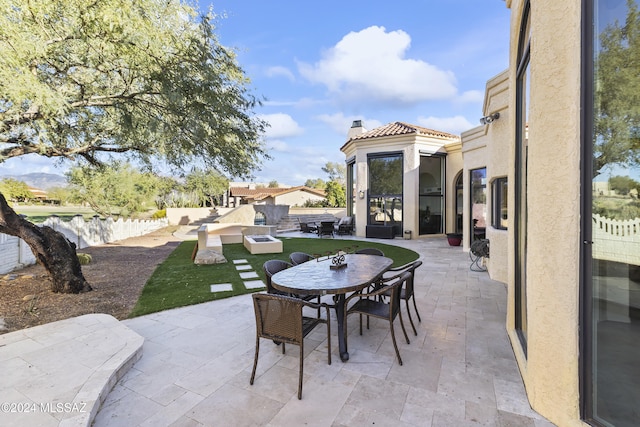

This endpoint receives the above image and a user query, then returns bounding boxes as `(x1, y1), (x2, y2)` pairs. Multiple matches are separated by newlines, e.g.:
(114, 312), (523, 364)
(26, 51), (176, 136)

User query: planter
(446, 233), (462, 246)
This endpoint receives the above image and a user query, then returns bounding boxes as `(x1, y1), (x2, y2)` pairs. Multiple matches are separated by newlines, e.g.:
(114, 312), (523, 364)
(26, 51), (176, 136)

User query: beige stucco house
(226, 185), (325, 207)
(342, 1), (639, 426)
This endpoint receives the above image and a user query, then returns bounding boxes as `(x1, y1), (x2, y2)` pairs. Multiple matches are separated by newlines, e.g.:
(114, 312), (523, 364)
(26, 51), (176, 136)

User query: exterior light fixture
(358, 190), (365, 199)
(479, 112), (500, 125)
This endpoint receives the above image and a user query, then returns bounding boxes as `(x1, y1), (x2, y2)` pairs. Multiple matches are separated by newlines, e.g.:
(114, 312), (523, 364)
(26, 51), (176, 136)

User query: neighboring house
(226, 185), (325, 207)
(27, 186), (48, 201)
(341, 2), (639, 426)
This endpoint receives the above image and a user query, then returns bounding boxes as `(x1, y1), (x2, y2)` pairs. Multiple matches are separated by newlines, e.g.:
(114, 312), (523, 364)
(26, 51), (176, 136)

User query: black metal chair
(335, 216), (354, 235)
(289, 252), (314, 266)
(250, 293), (331, 399)
(318, 221), (335, 238)
(382, 260), (423, 336)
(344, 272), (411, 365)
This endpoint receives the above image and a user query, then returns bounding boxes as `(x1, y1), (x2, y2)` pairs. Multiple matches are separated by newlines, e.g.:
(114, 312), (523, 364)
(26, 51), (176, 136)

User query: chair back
(402, 260), (422, 298)
(319, 221), (334, 237)
(385, 272), (412, 319)
(289, 252), (313, 266)
(263, 260), (292, 294)
(252, 293), (304, 346)
(355, 247), (384, 256)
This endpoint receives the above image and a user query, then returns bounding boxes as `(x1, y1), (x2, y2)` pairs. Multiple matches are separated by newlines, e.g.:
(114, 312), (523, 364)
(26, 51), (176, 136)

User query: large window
(419, 155), (445, 235)
(368, 153), (403, 235)
(346, 157), (355, 217)
(492, 177), (508, 229)
(515, 1), (530, 353)
(470, 168), (487, 239)
(584, 1), (640, 426)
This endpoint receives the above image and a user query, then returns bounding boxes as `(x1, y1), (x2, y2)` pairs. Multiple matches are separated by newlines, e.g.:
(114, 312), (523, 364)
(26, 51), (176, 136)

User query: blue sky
(0, 0), (512, 185)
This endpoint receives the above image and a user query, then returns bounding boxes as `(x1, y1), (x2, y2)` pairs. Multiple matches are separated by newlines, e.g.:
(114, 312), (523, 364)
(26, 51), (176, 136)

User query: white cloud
(265, 66), (295, 81)
(258, 113), (304, 139)
(416, 115), (475, 135)
(267, 140), (289, 152)
(456, 90), (484, 104)
(298, 26), (458, 105)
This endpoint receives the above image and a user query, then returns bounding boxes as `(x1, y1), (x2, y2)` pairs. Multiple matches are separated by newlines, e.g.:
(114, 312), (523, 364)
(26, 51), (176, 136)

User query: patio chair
(299, 222), (317, 233)
(263, 259), (293, 296)
(250, 293), (332, 399)
(381, 260), (423, 336)
(344, 271), (411, 365)
(335, 216), (354, 235)
(289, 251), (314, 266)
(318, 221), (335, 238)
(263, 259), (322, 314)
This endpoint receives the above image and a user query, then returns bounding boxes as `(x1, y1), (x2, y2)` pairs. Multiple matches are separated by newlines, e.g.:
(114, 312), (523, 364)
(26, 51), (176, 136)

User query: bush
(151, 209), (166, 219)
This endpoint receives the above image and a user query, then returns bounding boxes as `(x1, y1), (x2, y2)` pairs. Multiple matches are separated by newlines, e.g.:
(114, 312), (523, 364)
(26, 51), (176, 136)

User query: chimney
(347, 120), (366, 140)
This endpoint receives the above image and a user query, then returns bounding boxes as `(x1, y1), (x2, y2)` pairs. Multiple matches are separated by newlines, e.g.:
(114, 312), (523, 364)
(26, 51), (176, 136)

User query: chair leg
(411, 296), (422, 322)
(298, 343), (304, 399)
(398, 310), (410, 345)
(404, 298), (417, 336)
(250, 337), (260, 385)
(389, 320), (403, 366)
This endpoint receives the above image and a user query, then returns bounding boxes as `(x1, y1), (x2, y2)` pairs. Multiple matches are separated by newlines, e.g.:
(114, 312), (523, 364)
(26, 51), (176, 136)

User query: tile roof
(348, 121), (460, 142)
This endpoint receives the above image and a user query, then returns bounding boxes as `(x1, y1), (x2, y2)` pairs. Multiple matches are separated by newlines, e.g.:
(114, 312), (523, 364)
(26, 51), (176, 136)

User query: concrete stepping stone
(244, 280), (265, 290)
(210, 283), (233, 292)
(239, 271), (258, 279)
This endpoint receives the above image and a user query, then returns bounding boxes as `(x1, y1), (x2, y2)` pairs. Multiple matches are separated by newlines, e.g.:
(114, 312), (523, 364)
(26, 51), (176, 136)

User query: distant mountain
(1, 173), (67, 190)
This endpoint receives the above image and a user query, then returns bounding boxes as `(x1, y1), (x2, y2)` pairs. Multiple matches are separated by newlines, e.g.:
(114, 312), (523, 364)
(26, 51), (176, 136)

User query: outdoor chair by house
(381, 260), (423, 336)
(335, 216), (354, 235)
(344, 272), (411, 365)
(299, 222), (317, 233)
(318, 221), (335, 238)
(250, 293), (332, 399)
(289, 251), (314, 266)
(263, 259), (322, 314)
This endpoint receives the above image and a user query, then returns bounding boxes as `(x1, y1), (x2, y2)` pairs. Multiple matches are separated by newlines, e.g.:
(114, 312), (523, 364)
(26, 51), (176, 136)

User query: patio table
(271, 253), (393, 362)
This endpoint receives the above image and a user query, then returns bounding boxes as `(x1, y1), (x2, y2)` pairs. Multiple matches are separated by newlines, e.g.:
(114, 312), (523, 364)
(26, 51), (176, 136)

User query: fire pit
(243, 235), (283, 254)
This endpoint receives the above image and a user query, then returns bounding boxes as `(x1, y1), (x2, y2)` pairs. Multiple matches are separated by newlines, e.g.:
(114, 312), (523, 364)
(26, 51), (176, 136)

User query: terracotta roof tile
(348, 121), (460, 142)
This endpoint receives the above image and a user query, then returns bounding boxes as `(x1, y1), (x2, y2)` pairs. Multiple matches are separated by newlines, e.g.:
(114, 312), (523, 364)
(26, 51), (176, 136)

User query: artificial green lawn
(129, 237), (419, 317)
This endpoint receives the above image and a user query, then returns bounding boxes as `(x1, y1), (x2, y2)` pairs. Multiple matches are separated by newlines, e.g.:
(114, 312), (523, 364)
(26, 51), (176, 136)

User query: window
(492, 177), (508, 229)
(584, 1), (640, 425)
(367, 153), (403, 235)
(470, 167), (487, 239)
(515, 0), (530, 353)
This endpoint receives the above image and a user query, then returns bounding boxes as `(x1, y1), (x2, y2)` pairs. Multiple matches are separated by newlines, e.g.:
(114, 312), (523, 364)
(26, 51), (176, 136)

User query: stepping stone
(239, 271), (259, 279)
(244, 280), (265, 290)
(233, 259), (249, 264)
(210, 283), (233, 292)
(235, 265), (252, 271)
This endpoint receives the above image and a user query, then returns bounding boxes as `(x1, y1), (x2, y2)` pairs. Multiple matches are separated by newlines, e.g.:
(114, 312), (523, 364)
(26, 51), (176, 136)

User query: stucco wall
(275, 191), (325, 207)
(505, 1), (584, 426)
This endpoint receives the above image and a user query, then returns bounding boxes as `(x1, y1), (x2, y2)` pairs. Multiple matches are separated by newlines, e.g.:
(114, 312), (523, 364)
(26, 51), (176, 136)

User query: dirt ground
(0, 226), (183, 335)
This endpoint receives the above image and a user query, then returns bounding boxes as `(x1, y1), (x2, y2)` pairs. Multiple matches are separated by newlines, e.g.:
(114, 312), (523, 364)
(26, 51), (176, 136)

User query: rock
(22, 294), (37, 301)
(0, 318), (6, 332)
(194, 249), (227, 265)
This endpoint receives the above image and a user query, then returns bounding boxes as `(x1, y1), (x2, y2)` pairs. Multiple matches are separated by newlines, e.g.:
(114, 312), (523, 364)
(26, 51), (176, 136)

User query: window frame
(491, 177), (508, 230)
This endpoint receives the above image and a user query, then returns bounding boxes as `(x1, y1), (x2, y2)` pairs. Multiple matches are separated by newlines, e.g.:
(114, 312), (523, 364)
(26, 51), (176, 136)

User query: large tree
(0, 0), (268, 293)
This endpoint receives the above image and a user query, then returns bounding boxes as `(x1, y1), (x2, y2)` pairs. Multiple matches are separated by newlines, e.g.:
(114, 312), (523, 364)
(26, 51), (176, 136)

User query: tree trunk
(0, 192), (92, 293)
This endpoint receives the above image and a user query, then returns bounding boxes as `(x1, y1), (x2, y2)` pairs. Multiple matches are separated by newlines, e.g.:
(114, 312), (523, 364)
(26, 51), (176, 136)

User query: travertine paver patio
(92, 232), (556, 427)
